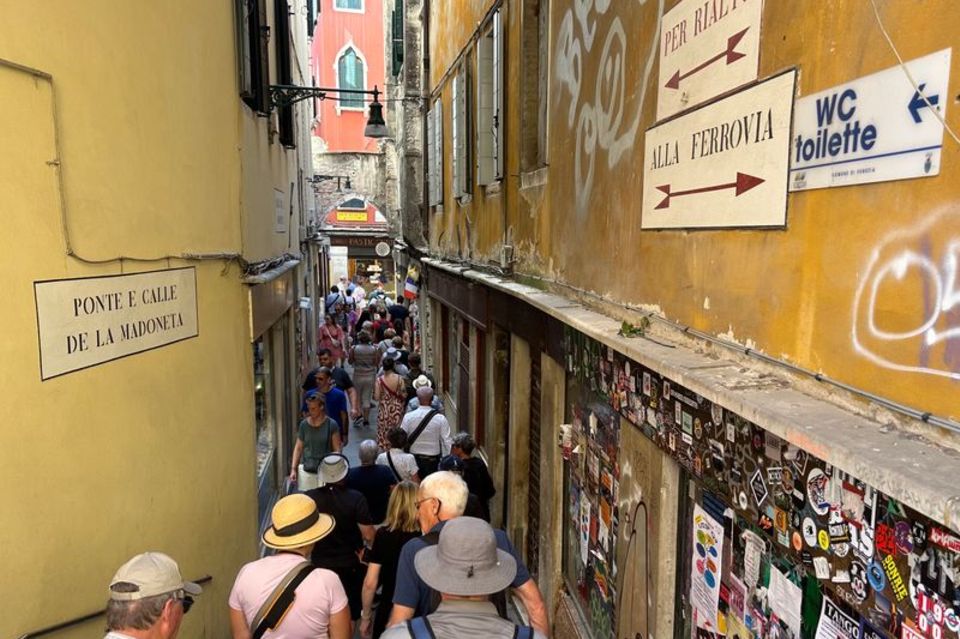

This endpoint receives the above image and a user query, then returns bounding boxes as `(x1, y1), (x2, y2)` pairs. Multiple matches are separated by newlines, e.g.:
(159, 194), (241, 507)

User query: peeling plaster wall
(427, 0), (960, 421)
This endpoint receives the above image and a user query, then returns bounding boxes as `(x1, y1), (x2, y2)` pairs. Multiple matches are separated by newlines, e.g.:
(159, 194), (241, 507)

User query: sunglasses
(179, 595), (195, 614)
(415, 496), (441, 510)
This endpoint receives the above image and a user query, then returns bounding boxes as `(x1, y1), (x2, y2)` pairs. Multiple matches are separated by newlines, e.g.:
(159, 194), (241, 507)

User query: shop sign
(34, 267), (199, 380)
(329, 236), (388, 248)
(642, 69), (796, 229)
(657, 0), (763, 120)
(336, 210), (368, 222)
(790, 48), (951, 191)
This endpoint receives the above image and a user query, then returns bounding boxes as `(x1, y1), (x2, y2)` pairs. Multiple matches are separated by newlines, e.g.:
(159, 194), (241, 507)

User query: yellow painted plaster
(430, 0), (960, 419)
(0, 2), (259, 635)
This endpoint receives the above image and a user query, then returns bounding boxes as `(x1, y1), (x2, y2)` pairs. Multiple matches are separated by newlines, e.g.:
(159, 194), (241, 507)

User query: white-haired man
(400, 386), (452, 478)
(381, 517), (545, 638)
(387, 472), (549, 636)
(104, 552), (202, 639)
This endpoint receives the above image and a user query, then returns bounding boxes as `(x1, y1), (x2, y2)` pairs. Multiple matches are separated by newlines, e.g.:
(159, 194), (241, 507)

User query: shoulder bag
(404, 409), (439, 452)
(250, 561), (316, 639)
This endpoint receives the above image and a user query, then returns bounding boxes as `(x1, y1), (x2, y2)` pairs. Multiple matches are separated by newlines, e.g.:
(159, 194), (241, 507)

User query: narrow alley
(4, 2), (960, 639)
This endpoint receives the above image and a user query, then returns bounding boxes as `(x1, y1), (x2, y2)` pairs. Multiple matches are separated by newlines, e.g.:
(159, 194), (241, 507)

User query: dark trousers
(414, 454), (440, 478)
(325, 562), (365, 620)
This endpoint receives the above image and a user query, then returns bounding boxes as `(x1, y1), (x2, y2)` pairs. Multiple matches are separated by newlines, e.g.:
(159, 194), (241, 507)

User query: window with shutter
(427, 107), (437, 205)
(492, 10), (504, 179)
(435, 101), (444, 204)
(475, 26), (496, 186)
(236, 0), (270, 114)
(391, 0), (404, 76)
(452, 74), (461, 199)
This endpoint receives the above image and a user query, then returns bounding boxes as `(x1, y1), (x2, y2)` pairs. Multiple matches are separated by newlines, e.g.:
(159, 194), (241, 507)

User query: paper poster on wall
(815, 597), (859, 639)
(642, 70), (796, 229)
(790, 48), (951, 191)
(691, 504), (725, 629)
(769, 566), (802, 637)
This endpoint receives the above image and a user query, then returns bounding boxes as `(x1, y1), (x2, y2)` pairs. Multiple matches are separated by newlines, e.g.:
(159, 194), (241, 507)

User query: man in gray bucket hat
(380, 517), (545, 639)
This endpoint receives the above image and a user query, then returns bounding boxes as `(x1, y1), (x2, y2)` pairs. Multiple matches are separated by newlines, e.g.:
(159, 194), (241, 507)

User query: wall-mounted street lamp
(269, 84), (388, 138)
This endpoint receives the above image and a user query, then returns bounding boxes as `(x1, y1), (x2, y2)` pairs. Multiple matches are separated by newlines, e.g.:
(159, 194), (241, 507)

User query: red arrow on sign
(655, 172), (764, 210)
(665, 27), (749, 90)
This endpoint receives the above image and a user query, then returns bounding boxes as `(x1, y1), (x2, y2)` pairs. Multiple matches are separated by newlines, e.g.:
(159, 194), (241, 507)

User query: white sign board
(274, 188), (288, 233)
(657, 0), (763, 120)
(642, 70), (796, 230)
(790, 48), (951, 191)
(34, 267), (199, 380)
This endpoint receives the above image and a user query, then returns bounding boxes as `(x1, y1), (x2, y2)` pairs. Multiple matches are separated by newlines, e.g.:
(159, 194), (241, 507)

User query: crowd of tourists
(102, 278), (547, 639)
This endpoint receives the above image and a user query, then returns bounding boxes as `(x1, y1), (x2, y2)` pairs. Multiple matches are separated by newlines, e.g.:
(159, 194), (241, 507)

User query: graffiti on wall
(852, 207), (960, 381)
(565, 327), (960, 639)
(554, 0), (663, 215)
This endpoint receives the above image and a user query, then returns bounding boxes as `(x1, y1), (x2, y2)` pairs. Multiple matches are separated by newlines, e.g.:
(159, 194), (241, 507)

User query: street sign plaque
(642, 69), (796, 230)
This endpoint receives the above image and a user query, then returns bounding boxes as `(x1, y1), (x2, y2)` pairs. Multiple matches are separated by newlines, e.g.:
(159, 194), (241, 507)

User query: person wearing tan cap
(105, 551), (201, 639)
(228, 494), (351, 639)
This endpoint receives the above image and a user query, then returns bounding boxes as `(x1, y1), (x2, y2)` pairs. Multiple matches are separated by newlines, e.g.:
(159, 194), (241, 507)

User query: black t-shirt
(462, 457), (497, 520)
(345, 465), (397, 524)
(306, 485), (374, 568)
(331, 366), (354, 390)
(367, 527), (421, 607)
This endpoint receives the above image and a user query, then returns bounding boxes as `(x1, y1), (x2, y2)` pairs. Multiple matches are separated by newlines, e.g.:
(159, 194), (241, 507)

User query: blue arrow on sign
(908, 83), (940, 123)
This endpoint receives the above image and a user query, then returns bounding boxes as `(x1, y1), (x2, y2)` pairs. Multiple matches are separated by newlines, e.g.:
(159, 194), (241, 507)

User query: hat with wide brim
(262, 494), (336, 550)
(319, 453), (350, 485)
(414, 517), (517, 596)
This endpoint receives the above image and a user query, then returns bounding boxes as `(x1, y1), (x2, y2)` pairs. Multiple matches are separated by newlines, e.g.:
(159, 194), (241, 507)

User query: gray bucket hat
(414, 517), (517, 596)
(319, 453), (349, 485)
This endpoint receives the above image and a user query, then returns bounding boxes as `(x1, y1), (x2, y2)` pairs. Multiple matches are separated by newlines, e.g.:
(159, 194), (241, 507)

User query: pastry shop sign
(34, 267), (199, 380)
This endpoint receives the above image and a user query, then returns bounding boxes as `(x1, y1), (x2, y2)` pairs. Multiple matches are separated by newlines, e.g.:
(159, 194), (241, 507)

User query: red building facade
(311, 0), (385, 152)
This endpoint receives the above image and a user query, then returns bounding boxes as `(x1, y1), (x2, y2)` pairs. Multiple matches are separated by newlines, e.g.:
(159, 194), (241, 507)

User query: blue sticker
(867, 560), (886, 592)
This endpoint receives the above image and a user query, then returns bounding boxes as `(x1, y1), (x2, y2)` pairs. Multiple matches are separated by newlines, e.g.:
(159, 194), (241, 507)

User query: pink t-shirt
(229, 553), (348, 638)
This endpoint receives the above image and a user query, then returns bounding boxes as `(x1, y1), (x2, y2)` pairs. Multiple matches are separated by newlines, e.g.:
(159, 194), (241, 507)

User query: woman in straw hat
(228, 494), (351, 639)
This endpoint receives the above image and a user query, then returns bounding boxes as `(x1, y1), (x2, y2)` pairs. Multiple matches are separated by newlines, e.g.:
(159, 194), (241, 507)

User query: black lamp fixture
(269, 84), (388, 139)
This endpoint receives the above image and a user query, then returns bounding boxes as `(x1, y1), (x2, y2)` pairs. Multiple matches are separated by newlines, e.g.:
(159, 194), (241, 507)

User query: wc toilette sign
(790, 48), (951, 191)
(34, 267), (199, 379)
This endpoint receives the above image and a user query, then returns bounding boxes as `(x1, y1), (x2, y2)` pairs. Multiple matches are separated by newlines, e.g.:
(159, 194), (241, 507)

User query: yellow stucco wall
(429, 0), (960, 421)
(0, 3), (259, 636)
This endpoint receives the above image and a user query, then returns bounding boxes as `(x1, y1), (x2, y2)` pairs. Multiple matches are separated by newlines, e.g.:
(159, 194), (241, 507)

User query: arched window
(337, 48), (365, 108)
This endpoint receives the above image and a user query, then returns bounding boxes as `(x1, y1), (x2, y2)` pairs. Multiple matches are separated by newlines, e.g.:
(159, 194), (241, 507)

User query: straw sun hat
(262, 494), (335, 550)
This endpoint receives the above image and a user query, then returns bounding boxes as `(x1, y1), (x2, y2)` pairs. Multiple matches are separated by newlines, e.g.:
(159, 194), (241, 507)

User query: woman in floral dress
(373, 357), (406, 449)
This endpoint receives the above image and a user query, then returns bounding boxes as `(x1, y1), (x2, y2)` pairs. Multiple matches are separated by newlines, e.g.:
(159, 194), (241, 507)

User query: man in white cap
(381, 517), (545, 638)
(404, 375), (444, 413)
(228, 493), (351, 639)
(105, 552), (202, 639)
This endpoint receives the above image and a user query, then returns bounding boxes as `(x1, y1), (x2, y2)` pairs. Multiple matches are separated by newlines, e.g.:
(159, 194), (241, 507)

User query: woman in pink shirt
(229, 494), (352, 639)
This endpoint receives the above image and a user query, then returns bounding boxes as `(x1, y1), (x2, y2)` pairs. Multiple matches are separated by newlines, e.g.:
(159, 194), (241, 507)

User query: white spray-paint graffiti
(852, 206), (960, 381)
(554, 0), (663, 215)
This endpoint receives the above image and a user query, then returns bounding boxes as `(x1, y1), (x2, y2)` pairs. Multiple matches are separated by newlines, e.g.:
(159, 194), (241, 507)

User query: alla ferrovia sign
(790, 48), (951, 192)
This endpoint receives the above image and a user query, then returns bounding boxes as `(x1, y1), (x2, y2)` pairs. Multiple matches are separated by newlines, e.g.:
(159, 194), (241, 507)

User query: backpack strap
(386, 450), (403, 482)
(513, 625), (534, 639)
(406, 616), (437, 639)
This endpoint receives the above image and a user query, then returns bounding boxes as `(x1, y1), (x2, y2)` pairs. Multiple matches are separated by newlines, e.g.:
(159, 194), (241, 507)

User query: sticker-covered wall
(564, 327), (960, 639)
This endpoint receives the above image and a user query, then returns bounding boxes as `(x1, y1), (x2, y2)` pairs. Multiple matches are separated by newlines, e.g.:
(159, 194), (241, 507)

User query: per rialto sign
(34, 267), (199, 379)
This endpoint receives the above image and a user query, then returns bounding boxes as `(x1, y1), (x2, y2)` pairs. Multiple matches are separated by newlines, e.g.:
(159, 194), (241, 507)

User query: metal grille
(526, 355), (542, 578)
